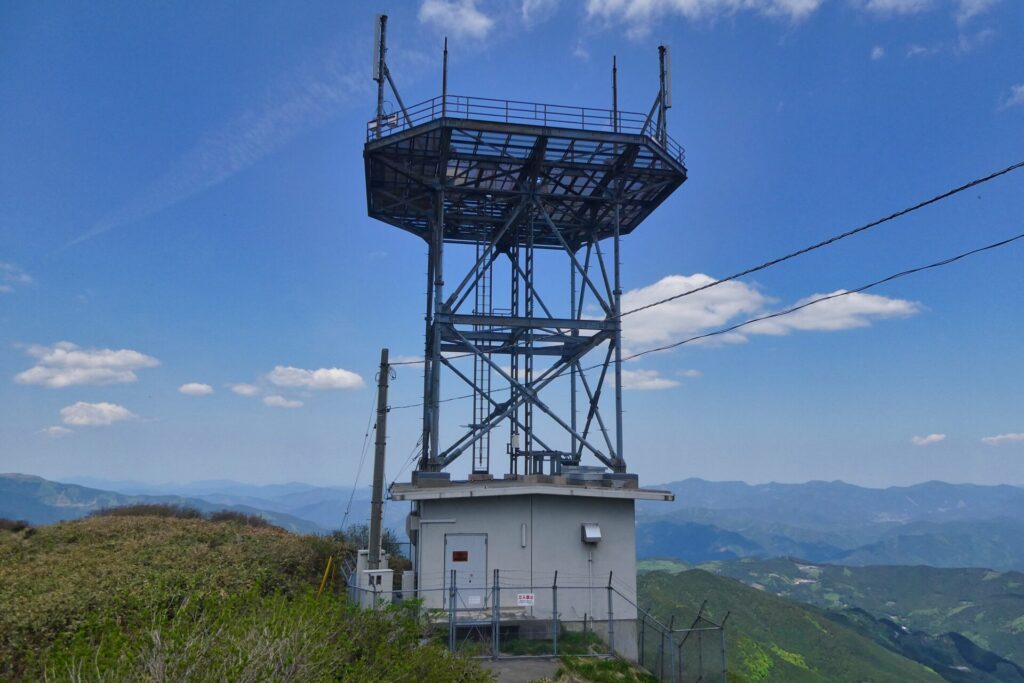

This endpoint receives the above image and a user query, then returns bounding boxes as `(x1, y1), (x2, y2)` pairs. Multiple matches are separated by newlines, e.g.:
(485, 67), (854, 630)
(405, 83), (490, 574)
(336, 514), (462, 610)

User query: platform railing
(366, 93), (686, 165)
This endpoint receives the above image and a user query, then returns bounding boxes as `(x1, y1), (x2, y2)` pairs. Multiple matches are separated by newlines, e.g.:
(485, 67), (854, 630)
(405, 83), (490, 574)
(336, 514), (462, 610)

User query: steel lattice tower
(365, 19), (687, 477)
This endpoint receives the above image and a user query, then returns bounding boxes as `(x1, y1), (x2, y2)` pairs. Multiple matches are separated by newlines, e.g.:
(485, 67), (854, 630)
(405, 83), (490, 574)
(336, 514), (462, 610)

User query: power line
(620, 160), (1024, 318)
(613, 230), (1024, 362)
(388, 434), (424, 489)
(340, 386), (379, 530)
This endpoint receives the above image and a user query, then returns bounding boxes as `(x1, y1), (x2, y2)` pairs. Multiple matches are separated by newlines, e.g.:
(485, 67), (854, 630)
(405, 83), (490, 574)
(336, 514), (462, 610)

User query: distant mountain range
(3, 474), (408, 535)
(8, 474), (1024, 572)
(636, 478), (1024, 571)
(0, 474), (324, 533)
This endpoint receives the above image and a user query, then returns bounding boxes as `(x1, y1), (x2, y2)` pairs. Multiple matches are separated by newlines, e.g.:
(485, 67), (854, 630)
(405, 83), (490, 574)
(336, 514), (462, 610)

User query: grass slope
(638, 569), (944, 683)
(0, 514), (487, 682)
(700, 557), (1024, 667)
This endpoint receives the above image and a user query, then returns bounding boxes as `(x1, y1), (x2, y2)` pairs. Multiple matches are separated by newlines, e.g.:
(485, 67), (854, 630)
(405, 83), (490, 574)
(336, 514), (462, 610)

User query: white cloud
(229, 383), (261, 396)
(419, 0), (495, 40)
(621, 276), (920, 351)
(999, 84), (1024, 111)
(907, 27), (994, 58)
(61, 401), (138, 427)
(41, 425), (72, 438)
(263, 395), (304, 408)
(266, 365), (365, 390)
(871, 45), (886, 60)
(70, 40), (366, 245)
(586, 0), (992, 35)
(620, 369), (679, 390)
(745, 290), (921, 335)
(954, 0), (1000, 24)
(585, 0), (823, 38)
(179, 382), (214, 396)
(856, 0), (933, 15)
(522, 0), (560, 24)
(573, 40), (591, 60)
(981, 433), (1024, 446)
(15, 341), (160, 388)
(1, 262), (32, 294)
(956, 27), (995, 53)
(678, 369), (702, 378)
(906, 43), (937, 57)
(911, 433), (946, 446)
(622, 274), (768, 348)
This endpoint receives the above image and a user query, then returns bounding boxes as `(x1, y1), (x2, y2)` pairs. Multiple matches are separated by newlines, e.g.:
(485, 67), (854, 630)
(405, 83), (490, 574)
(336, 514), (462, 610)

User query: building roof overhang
(390, 478), (674, 502)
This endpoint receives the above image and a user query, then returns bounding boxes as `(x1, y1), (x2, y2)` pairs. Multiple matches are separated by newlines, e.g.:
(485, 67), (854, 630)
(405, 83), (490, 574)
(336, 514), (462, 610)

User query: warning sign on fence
(516, 593), (535, 606)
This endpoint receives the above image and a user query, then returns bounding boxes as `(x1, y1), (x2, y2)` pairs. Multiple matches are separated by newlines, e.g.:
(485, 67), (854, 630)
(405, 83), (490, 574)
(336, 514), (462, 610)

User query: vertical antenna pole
(612, 55), (618, 133)
(429, 190), (445, 467)
(368, 347), (390, 570)
(613, 188), (624, 471)
(442, 37), (449, 117)
(374, 15), (388, 138)
(655, 45), (671, 145)
(569, 258), (577, 463)
(657, 45), (667, 145)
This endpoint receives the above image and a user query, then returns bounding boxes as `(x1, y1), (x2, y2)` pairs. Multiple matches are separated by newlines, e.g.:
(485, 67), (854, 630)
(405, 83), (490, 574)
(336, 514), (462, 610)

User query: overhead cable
(620, 160), (1024, 318)
(615, 230), (1024, 362)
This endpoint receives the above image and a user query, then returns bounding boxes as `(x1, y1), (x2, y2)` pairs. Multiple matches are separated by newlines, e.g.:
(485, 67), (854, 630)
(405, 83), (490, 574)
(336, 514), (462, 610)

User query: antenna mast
(373, 15), (387, 134)
(371, 14), (411, 136)
(442, 37), (449, 117)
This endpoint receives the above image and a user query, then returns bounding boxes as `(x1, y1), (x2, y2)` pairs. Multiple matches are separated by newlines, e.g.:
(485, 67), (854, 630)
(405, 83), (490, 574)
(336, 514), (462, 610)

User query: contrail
(68, 39), (372, 246)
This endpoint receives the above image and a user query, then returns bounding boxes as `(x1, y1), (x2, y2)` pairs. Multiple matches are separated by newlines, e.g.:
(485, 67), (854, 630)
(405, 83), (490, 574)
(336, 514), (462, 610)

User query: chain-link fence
(637, 600), (728, 683)
(345, 567), (726, 682)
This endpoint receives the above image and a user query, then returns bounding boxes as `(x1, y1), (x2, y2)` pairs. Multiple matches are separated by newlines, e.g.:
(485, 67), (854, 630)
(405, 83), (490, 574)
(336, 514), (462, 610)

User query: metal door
(444, 533), (487, 609)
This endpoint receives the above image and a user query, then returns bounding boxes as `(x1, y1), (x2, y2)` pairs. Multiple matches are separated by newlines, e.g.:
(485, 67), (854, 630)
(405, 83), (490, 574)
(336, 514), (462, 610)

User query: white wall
(414, 493), (638, 622)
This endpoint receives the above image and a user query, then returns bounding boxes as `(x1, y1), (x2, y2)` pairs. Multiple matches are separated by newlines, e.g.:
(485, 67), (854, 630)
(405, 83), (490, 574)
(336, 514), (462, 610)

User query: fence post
(656, 624), (665, 678)
(552, 570), (559, 656)
(448, 569), (457, 652)
(720, 623), (728, 682)
(698, 624), (705, 680)
(606, 571), (615, 654)
(668, 615), (676, 683)
(639, 613), (646, 668)
(492, 568), (500, 656)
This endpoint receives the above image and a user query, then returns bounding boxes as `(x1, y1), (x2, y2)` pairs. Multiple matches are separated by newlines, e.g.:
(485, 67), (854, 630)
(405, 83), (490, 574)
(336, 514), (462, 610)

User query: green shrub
(0, 518), (29, 532)
(90, 504), (204, 520)
(0, 515), (343, 679)
(209, 510), (271, 527)
(557, 655), (658, 682)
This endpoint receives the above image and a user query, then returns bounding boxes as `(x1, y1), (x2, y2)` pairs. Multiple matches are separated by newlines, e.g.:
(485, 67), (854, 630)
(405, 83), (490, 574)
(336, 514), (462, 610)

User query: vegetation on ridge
(0, 511), (487, 682)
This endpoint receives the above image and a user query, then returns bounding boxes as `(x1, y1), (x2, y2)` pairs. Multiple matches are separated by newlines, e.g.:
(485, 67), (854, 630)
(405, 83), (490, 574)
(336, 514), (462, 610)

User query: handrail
(367, 93), (686, 165)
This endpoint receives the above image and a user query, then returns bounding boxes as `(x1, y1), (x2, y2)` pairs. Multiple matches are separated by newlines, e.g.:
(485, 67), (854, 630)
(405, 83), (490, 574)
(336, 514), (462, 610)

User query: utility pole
(368, 347), (390, 570)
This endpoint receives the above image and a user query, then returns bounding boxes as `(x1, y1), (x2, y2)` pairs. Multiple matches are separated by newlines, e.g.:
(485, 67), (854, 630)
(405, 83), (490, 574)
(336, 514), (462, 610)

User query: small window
(452, 550), (469, 562)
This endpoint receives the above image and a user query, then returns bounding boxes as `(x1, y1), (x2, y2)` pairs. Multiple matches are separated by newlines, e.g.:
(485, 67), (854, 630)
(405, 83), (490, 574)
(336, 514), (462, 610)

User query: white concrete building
(391, 473), (673, 660)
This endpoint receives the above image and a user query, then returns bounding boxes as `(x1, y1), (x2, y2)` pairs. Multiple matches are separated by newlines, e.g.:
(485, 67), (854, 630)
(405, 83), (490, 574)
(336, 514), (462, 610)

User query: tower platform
(365, 94), (687, 247)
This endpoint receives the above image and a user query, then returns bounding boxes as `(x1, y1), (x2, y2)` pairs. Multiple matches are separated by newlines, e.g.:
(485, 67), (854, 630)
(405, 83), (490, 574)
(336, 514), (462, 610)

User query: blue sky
(1, 0), (1022, 489)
